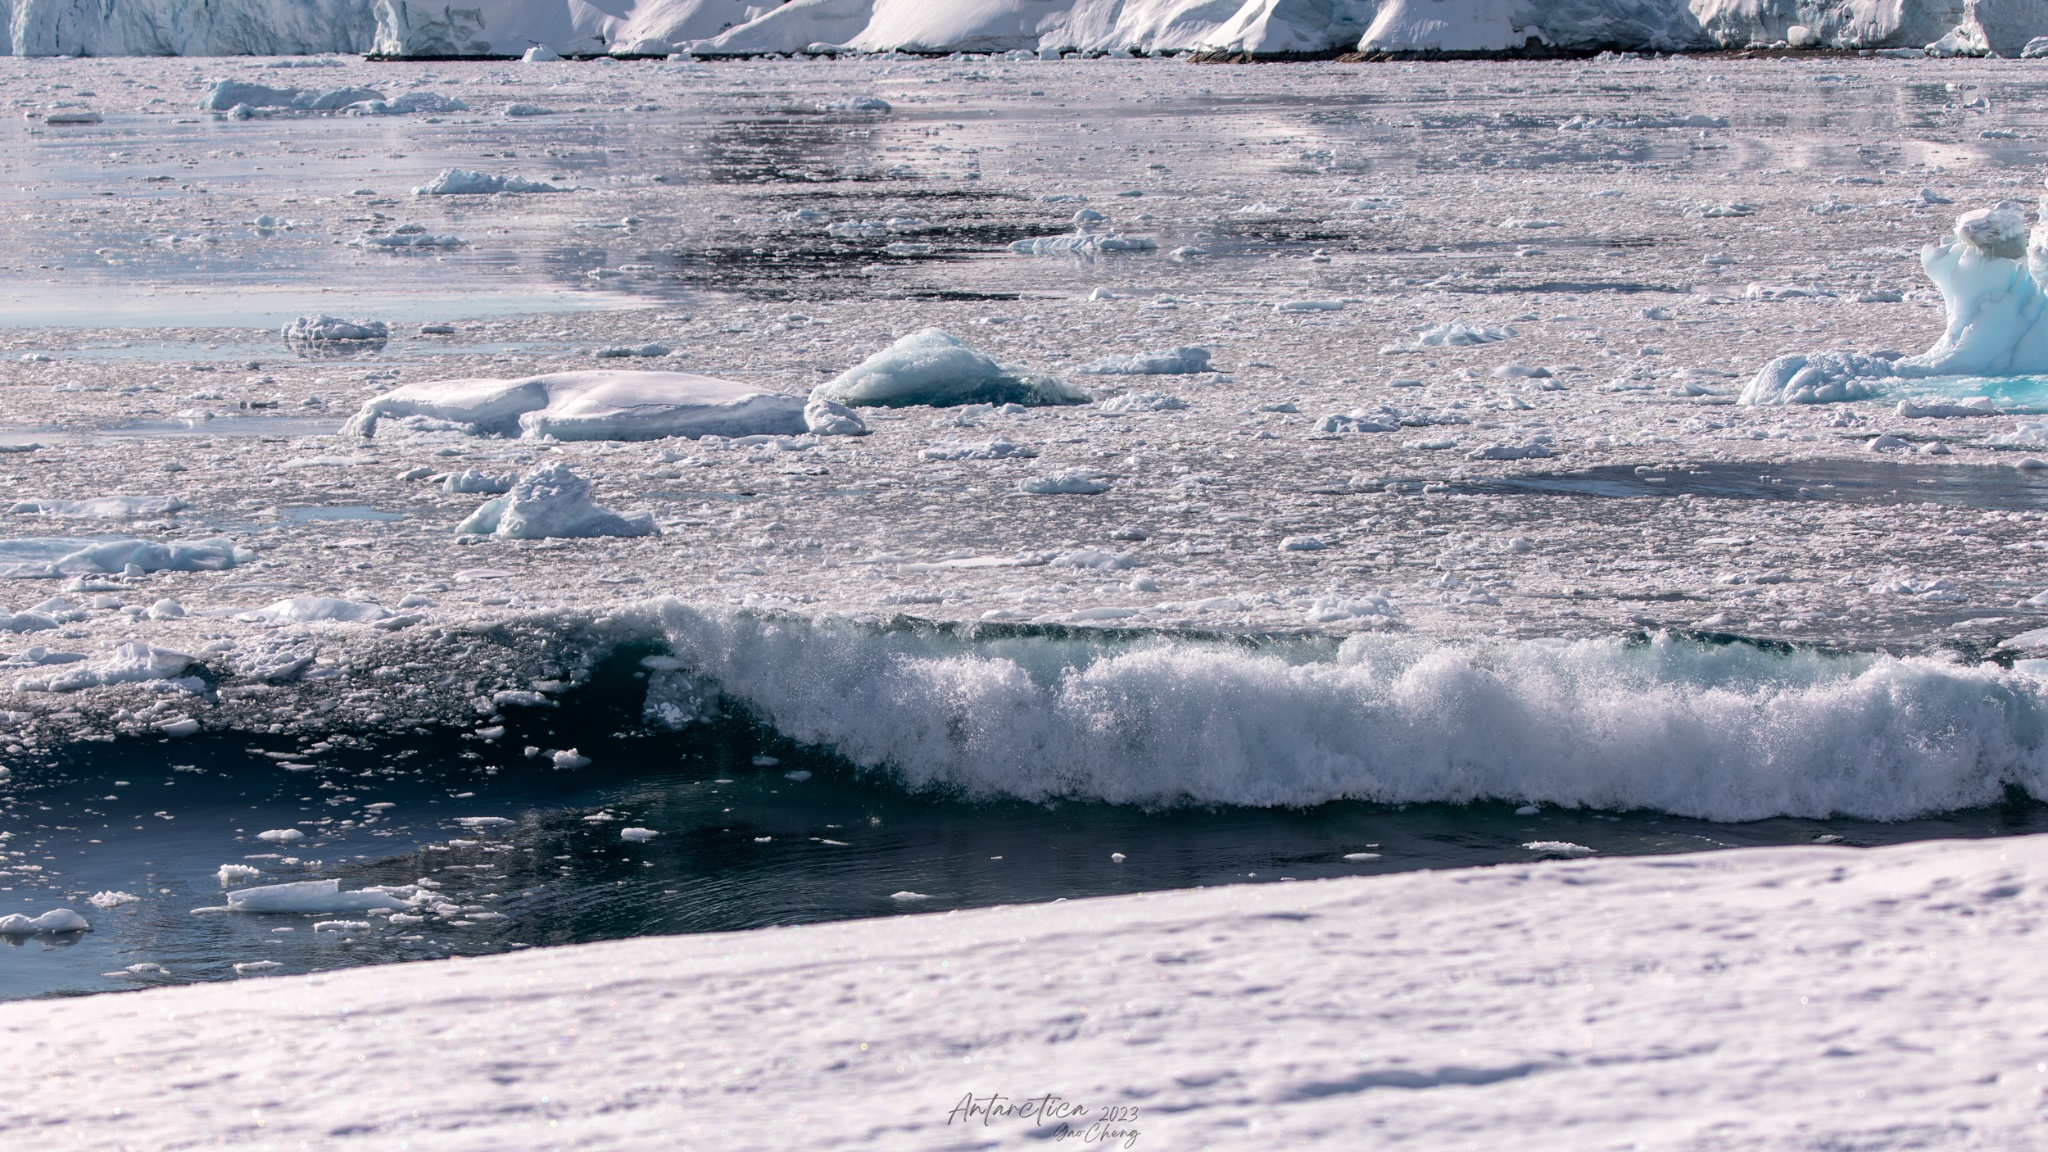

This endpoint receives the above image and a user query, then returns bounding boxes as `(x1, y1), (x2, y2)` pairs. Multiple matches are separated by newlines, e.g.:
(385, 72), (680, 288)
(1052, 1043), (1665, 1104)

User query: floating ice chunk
(1897, 397), (2001, 417)
(1500, 219), (1561, 229)
(15, 641), (195, 693)
(594, 343), (671, 359)
(803, 398), (867, 436)
(1697, 202), (1759, 218)
(444, 469), (515, 494)
(225, 879), (407, 913)
(1018, 469), (1112, 495)
(159, 717), (201, 738)
(87, 891), (138, 908)
(1316, 411), (1399, 434)
(523, 45), (563, 61)
(198, 81), (384, 112)
(232, 960), (282, 974)
(218, 864), (264, 886)
(551, 747), (591, 770)
(1304, 594), (1401, 625)
(813, 329), (1087, 409)
(1280, 536), (1327, 552)
(1078, 347), (1210, 375)
(457, 463), (656, 540)
(1343, 852), (1381, 861)
(1276, 300), (1345, 313)
(350, 231), (465, 248)
(1468, 441), (1554, 461)
(9, 496), (187, 518)
(919, 438), (1038, 461)
(455, 816), (515, 831)
(1867, 432), (1912, 452)
(620, 827), (659, 842)
(256, 828), (304, 843)
(345, 370), (821, 441)
(890, 891), (930, 902)
(1523, 841), (1597, 857)
(1050, 550), (1135, 570)
(1008, 232), (1158, 257)
(501, 102), (554, 117)
(237, 597), (394, 625)
(282, 315), (387, 343)
(313, 920), (372, 933)
(1098, 392), (1189, 413)
(1740, 350), (1896, 405)
(0, 908), (88, 934)
(412, 169), (564, 196)
(1996, 420), (2048, 446)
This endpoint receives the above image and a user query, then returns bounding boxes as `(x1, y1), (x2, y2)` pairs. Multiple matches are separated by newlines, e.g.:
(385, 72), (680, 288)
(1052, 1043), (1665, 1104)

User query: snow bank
(456, 462), (657, 540)
(224, 879), (408, 913)
(639, 604), (2048, 820)
(0, 537), (244, 579)
(7, 836), (2043, 1150)
(344, 370), (857, 440)
(813, 329), (1088, 409)
(0, 908), (88, 933)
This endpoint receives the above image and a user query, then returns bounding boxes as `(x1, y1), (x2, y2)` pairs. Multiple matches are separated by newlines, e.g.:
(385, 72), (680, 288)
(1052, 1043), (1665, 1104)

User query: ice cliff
(3, 0), (2038, 57)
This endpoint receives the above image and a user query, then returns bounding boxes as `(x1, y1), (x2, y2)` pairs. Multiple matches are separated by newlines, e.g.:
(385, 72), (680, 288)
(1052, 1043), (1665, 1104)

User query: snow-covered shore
(2, 834), (2040, 1148)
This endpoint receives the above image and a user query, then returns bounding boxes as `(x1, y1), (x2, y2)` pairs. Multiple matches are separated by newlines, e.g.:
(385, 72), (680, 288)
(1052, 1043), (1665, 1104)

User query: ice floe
(344, 370), (859, 440)
(14, 641), (197, 693)
(222, 879), (409, 914)
(1078, 347), (1211, 375)
(0, 908), (88, 934)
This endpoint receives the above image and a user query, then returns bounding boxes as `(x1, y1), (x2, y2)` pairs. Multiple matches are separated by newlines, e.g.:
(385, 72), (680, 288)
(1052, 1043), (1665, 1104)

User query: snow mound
(457, 462), (657, 540)
(0, 908), (88, 934)
(813, 329), (1087, 409)
(412, 169), (564, 196)
(343, 370), (858, 440)
(1078, 347), (1211, 375)
(225, 880), (409, 914)
(0, 537), (245, 579)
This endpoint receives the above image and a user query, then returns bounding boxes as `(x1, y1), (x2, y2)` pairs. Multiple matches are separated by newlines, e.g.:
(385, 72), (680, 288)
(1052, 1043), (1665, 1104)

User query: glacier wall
(0, 0), (2035, 60)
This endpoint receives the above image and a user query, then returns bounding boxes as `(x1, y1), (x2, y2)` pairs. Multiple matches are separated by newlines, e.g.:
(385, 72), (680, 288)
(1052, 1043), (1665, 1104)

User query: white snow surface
(3, 836), (2042, 1148)
(343, 370), (856, 440)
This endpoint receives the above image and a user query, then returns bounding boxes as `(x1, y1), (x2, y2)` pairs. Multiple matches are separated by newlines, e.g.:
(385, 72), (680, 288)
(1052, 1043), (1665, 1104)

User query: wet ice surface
(8, 53), (2048, 995)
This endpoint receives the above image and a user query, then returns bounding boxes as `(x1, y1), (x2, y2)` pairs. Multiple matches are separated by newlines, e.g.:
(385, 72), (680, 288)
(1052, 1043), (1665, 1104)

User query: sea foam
(639, 603), (2048, 821)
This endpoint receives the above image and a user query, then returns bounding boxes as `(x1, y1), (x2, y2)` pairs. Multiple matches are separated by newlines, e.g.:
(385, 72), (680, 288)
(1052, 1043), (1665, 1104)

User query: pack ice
(343, 370), (863, 440)
(1745, 191), (2048, 404)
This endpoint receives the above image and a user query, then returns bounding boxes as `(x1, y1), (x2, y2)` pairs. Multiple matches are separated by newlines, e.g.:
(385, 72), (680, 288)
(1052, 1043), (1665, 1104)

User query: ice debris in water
(1523, 841), (1598, 857)
(0, 908), (87, 934)
(812, 329), (1088, 409)
(445, 470), (515, 494)
(1390, 320), (1515, 350)
(1018, 468), (1112, 495)
(412, 168), (564, 196)
(87, 891), (138, 908)
(281, 315), (387, 343)
(256, 829), (304, 842)
(344, 370), (862, 440)
(457, 462), (657, 540)
(620, 827), (659, 842)
(8, 495), (187, 518)
(14, 641), (196, 693)
(1077, 347), (1211, 375)
(198, 81), (385, 112)
(236, 597), (395, 625)
(217, 864), (263, 886)
(224, 879), (408, 913)
(1008, 232), (1159, 257)
(1747, 189), (2048, 403)
(1098, 392), (1188, 413)
(6, 547), (195, 592)
(919, 438), (1037, 461)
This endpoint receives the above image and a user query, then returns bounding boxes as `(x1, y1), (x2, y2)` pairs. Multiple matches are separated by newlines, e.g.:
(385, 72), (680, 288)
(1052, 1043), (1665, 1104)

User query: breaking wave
(637, 602), (2048, 822)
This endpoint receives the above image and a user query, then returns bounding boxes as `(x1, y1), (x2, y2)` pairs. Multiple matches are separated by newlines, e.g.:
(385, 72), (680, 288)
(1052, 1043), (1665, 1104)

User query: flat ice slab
(3, 835), (2040, 1148)
(222, 879), (408, 913)
(343, 370), (858, 441)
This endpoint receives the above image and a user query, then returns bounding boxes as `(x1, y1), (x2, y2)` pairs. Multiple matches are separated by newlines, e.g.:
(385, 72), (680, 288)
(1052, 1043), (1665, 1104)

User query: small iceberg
(456, 462), (657, 540)
(0, 908), (88, 934)
(812, 329), (1088, 409)
(223, 879), (408, 914)
(413, 168), (564, 196)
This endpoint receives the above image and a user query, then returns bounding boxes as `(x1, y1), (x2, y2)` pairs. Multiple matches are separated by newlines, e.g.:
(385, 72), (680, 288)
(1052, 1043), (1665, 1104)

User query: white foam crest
(646, 603), (2048, 821)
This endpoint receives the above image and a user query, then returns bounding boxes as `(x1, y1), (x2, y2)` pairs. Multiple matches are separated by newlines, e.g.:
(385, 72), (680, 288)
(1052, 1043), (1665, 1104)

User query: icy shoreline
(2, 833), (2039, 1148)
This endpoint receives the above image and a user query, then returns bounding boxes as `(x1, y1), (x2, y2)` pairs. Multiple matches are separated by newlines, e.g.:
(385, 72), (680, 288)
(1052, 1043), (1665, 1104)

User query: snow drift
(342, 370), (863, 440)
